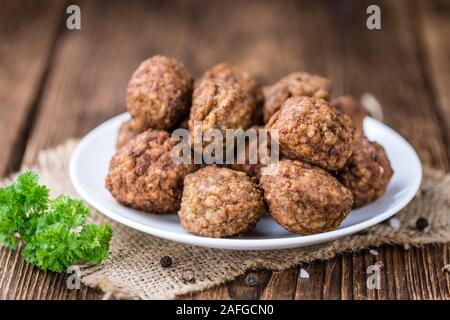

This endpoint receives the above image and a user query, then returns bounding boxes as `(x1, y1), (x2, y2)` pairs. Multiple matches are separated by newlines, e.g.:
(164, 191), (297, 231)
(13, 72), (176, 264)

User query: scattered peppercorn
(182, 268), (195, 282)
(416, 217), (429, 231)
(160, 256), (173, 268)
(245, 272), (259, 287)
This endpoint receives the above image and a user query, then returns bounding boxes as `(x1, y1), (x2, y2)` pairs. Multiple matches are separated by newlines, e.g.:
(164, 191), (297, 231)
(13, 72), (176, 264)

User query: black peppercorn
(416, 217), (429, 231)
(160, 256), (173, 268)
(245, 272), (259, 287)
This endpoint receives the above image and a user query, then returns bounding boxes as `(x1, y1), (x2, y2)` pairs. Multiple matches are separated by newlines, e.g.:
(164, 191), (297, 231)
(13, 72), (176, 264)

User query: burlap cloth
(2, 140), (450, 299)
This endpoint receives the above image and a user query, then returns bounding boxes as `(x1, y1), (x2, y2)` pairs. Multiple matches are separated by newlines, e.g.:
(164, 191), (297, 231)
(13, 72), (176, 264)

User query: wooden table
(1, 0), (449, 300)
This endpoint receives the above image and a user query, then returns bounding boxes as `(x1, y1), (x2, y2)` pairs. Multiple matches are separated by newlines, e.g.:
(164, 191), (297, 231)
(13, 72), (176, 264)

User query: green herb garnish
(0, 171), (112, 272)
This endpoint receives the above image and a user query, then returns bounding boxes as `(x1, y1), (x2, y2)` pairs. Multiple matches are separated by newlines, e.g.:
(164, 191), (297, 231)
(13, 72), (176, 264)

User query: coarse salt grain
(182, 268), (195, 282)
(389, 217), (401, 229)
(300, 268), (309, 279)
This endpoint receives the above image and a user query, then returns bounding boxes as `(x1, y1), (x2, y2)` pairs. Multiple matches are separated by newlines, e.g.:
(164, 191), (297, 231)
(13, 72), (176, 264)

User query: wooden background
(0, 0), (449, 300)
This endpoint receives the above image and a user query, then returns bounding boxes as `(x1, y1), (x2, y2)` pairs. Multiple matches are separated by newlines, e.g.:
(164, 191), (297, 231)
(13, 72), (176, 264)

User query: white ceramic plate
(70, 113), (422, 250)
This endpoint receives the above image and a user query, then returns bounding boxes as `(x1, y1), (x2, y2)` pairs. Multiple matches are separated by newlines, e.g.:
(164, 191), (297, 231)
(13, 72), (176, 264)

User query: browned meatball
(116, 120), (140, 149)
(117, 116), (193, 150)
(106, 129), (198, 213)
(178, 166), (264, 237)
(260, 159), (353, 235)
(127, 55), (193, 131)
(266, 97), (354, 171)
(200, 63), (263, 124)
(331, 96), (367, 136)
(336, 136), (393, 208)
(188, 79), (254, 146)
(230, 126), (273, 181)
(262, 72), (332, 123)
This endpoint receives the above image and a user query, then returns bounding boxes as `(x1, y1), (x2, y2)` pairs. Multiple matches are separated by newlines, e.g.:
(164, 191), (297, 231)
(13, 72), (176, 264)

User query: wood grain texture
(0, 0), (449, 300)
(0, 0), (66, 176)
(227, 271), (272, 300)
(260, 269), (298, 300)
(419, 0), (450, 162)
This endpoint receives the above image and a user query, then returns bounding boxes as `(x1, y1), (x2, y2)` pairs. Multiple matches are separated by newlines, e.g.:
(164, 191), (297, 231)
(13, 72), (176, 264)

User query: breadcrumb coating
(266, 97), (354, 170)
(260, 159), (353, 235)
(106, 129), (198, 213)
(336, 136), (393, 208)
(127, 55), (193, 131)
(178, 166), (264, 237)
(230, 126), (272, 182)
(263, 72), (332, 122)
(188, 79), (254, 146)
(200, 63), (263, 124)
(116, 120), (140, 149)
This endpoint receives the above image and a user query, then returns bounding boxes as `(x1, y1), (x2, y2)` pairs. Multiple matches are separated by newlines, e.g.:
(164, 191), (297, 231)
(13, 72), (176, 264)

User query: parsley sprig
(0, 171), (112, 272)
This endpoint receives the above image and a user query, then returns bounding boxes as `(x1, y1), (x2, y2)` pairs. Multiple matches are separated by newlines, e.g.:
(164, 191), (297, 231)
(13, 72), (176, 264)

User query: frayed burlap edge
(2, 140), (450, 300)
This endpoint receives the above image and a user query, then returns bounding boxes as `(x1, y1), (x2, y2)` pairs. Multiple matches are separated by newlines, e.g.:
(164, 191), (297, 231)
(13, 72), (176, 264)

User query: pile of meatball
(105, 55), (393, 237)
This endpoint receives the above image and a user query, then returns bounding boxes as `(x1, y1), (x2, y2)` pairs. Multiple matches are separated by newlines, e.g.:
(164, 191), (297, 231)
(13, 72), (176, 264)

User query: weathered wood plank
(412, 0), (450, 299)
(294, 262), (326, 300)
(0, 0), (69, 299)
(391, 246), (411, 299)
(187, 286), (231, 300)
(322, 257), (342, 299)
(351, 252), (368, 300)
(0, 0), (65, 175)
(419, 0), (450, 161)
(340, 255), (354, 300)
(227, 270), (272, 300)
(260, 268), (298, 300)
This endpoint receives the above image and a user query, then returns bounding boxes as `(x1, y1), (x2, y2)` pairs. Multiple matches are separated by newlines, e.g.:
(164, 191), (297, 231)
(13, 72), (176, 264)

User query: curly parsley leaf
(0, 171), (112, 273)
(0, 172), (48, 249)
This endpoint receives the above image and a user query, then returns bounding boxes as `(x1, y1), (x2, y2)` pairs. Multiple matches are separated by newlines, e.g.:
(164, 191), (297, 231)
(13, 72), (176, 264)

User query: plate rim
(69, 112), (422, 250)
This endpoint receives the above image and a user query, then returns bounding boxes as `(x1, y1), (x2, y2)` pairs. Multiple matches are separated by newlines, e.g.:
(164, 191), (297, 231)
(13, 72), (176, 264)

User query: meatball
(105, 129), (198, 213)
(127, 55), (193, 131)
(266, 97), (354, 171)
(230, 126), (273, 181)
(200, 63), (263, 124)
(336, 136), (393, 208)
(331, 96), (367, 136)
(116, 120), (140, 149)
(188, 78), (254, 147)
(116, 117), (191, 150)
(262, 72), (332, 122)
(178, 166), (264, 237)
(260, 159), (353, 235)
